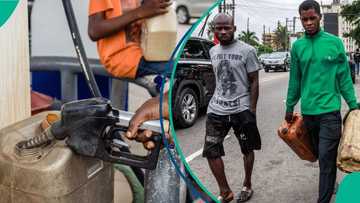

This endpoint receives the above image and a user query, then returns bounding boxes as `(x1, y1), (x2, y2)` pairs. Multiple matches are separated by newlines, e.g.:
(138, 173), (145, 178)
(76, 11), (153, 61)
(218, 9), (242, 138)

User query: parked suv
(172, 37), (215, 128)
(263, 52), (290, 72)
(175, 0), (216, 24)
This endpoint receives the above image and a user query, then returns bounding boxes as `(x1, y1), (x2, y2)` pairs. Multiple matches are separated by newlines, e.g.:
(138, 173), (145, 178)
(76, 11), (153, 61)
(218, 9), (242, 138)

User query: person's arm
(285, 45), (301, 122)
(88, 0), (171, 41)
(248, 71), (259, 114)
(245, 48), (261, 114)
(125, 92), (169, 149)
(337, 40), (358, 110)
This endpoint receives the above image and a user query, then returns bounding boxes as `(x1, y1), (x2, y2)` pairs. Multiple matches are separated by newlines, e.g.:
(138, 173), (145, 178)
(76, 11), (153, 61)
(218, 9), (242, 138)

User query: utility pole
(232, 0), (235, 18)
(247, 17), (249, 32)
(263, 25), (266, 36)
(285, 18), (290, 32)
(293, 16), (297, 34)
(263, 25), (266, 44)
(218, 0), (223, 13)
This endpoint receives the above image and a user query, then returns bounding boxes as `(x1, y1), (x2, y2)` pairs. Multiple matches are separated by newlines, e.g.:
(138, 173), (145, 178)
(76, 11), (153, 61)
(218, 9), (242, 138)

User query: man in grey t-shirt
(202, 13), (261, 203)
(208, 36), (261, 115)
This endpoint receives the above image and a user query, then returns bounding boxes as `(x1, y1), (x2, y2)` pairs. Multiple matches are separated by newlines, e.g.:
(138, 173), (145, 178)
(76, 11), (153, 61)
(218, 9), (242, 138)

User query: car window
(181, 40), (207, 60)
(202, 41), (215, 60)
(268, 52), (287, 59)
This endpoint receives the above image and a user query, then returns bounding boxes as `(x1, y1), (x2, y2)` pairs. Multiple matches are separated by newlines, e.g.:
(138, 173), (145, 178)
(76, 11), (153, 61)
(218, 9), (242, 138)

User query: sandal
(217, 191), (234, 203)
(236, 186), (253, 202)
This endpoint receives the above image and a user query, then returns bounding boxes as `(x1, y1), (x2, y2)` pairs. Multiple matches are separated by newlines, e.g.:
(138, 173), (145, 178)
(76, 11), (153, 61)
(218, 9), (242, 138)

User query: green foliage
(207, 20), (215, 41)
(238, 30), (259, 46)
(256, 44), (273, 55)
(341, 0), (360, 46)
(274, 24), (290, 51)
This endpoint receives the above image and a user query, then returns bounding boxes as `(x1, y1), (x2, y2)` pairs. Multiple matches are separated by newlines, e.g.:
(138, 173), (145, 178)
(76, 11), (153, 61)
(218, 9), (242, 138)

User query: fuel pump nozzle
(18, 98), (167, 170)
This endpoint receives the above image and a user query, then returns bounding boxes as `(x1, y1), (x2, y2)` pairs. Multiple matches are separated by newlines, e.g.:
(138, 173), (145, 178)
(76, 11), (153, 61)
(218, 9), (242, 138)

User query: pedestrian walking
(202, 13), (261, 203)
(285, 1), (359, 203)
(354, 48), (360, 75)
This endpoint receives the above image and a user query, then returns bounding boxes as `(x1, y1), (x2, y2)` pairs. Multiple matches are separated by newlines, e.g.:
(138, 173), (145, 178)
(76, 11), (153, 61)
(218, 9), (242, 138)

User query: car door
(199, 40), (216, 105)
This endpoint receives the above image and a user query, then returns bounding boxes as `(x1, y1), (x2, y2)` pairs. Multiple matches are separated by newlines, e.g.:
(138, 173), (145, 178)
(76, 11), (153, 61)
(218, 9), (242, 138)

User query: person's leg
(354, 63), (358, 75)
(357, 62), (360, 75)
(242, 151), (254, 189)
(317, 111), (342, 203)
(136, 57), (174, 78)
(232, 110), (261, 202)
(303, 115), (320, 159)
(207, 157), (232, 195)
(202, 113), (233, 200)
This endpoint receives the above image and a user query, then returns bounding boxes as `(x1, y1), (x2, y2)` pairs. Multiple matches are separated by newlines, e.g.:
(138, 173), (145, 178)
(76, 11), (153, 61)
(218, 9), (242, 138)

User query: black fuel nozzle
(49, 98), (167, 170)
(95, 108), (167, 170)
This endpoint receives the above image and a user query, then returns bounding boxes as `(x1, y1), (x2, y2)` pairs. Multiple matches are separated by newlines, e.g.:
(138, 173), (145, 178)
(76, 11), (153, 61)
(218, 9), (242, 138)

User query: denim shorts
(135, 57), (174, 78)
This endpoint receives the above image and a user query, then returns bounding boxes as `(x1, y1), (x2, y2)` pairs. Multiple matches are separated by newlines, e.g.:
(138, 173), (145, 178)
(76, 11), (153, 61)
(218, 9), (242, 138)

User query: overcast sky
(195, 0), (352, 41)
(234, 0), (338, 39)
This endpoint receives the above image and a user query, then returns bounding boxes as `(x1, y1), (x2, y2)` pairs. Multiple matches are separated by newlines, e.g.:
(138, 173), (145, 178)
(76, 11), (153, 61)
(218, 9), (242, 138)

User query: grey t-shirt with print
(207, 40), (260, 115)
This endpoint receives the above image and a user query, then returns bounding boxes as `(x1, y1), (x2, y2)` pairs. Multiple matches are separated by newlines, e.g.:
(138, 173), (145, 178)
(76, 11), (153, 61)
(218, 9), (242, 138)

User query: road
(175, 71), (360, 203)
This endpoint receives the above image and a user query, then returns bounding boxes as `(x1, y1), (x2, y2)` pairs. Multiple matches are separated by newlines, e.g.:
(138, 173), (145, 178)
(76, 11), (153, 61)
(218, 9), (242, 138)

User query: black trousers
(303, 111), (342, 203)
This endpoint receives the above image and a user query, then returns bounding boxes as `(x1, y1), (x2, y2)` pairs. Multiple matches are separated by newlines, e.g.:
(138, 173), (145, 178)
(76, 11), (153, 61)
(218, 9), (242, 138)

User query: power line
(238, 4), (298, 11)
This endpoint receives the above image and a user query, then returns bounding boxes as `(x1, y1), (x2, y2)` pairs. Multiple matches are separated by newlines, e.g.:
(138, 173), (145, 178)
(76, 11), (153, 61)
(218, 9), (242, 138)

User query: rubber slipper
(217, 191), (234, 203)
(236, 187), (253, 202)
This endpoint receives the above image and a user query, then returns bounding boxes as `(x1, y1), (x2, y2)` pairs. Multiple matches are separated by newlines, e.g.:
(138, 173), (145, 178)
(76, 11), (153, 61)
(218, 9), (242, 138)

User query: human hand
(343, 103), (360, 124)
(285, 112), (293, 123)
(138, 0), (172, 19)
(125, 93), (171, 150)
(126, 129), (171, 150)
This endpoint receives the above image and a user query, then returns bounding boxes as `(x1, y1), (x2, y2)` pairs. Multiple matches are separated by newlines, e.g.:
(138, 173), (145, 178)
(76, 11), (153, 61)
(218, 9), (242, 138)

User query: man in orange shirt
(88, 0), (173, 79)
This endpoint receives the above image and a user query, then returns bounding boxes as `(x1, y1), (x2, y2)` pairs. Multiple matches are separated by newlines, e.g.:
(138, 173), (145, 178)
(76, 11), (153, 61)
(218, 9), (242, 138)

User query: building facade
(321, 0), (357, 52)
(262, 32), (278, 50)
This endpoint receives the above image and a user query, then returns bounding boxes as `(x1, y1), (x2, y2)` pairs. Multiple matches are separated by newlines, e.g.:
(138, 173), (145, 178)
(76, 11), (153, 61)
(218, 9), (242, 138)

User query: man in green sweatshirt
(285, 1), (358, 203)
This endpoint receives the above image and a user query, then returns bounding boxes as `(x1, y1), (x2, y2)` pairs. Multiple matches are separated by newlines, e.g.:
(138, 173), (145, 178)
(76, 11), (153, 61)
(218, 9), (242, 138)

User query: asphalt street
(175, 71), (360, 203)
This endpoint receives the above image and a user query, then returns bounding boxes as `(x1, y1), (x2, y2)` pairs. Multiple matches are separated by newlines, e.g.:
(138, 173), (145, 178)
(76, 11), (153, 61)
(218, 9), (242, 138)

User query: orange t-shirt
(89, 0), (143, 79)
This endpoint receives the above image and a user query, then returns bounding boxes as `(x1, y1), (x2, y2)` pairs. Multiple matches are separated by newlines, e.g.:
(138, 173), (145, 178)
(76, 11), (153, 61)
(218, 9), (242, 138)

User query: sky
(195, 0), (353, 41)
(234, 0), (335, 40)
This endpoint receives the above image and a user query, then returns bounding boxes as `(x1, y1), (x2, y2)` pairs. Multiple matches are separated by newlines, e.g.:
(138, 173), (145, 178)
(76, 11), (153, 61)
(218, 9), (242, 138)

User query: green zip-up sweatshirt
(286, 30), (358, 115)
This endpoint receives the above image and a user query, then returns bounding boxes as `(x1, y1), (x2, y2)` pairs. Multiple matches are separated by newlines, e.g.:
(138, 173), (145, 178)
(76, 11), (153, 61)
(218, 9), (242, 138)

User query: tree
(207, 20), (215, 41)
(274, 23), (290, 51)
(341, 1), (360, 46)
(238, 30), (259, 46)
(256, 44), (273, 55)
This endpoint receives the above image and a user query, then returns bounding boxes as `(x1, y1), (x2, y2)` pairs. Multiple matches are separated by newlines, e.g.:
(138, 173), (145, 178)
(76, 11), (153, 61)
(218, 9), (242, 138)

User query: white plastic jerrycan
(141, 2), (177, 61)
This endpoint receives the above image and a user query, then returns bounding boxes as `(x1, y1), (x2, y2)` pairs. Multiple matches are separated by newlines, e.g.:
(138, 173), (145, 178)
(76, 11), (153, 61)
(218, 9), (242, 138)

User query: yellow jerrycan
(141, 2), (177, 61)
(0, 112), (114, 203)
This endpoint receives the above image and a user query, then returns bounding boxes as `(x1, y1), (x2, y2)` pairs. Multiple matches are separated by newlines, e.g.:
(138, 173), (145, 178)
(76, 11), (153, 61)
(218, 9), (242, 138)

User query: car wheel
(176, 6), (190, 24)
(175, 88), (199, 128)
(265, 68), (269, 72)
